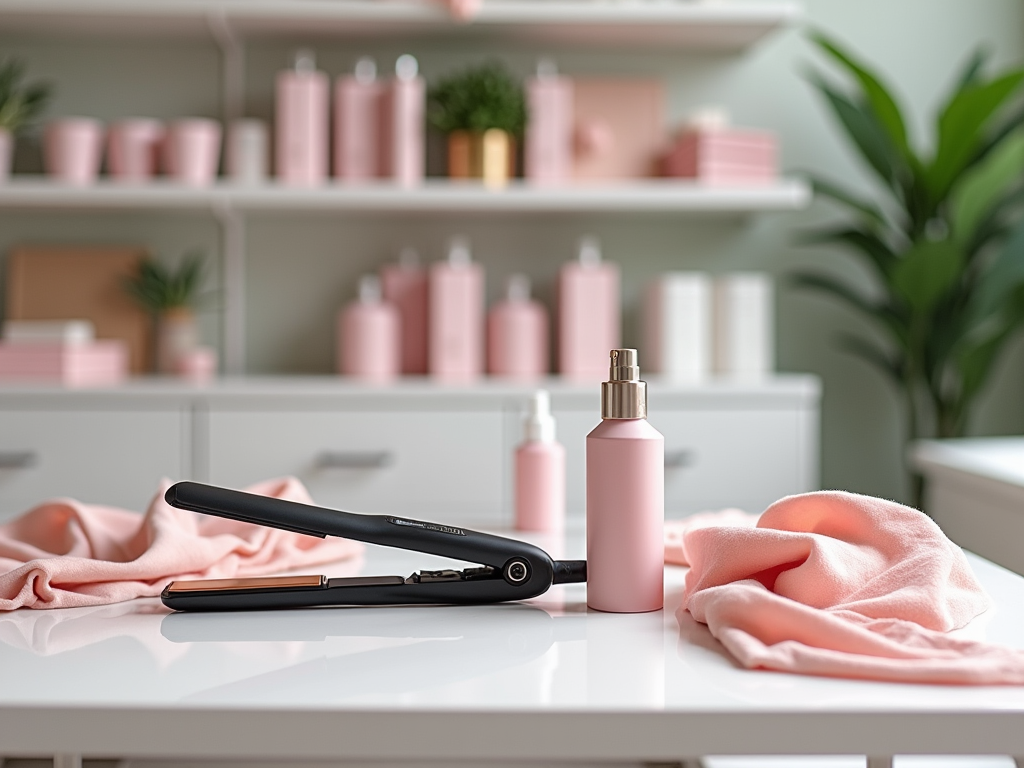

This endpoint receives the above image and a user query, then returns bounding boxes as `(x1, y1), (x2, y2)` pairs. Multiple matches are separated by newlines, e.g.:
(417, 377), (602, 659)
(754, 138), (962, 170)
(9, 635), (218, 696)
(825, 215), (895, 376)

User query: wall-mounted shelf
(0, 1), (802, 50)
(0, 177), (810, 215)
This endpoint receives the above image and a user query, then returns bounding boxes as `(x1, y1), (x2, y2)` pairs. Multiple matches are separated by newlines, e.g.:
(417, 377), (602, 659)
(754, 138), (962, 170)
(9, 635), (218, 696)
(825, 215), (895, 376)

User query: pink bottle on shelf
(525, 59), (573, 185)
(380, 54), (425, 188)
(487, 274), (549, 379)
(276, 49), (329, 186)
(515, 390), (566, 533)
(428, 237), (484, 382)
(380, 247), (429, 375)
(338, 274), (400, 383)
(334, 57), (384, 181)
(557, 237), (620, 380)
(586, 349), (664, 613)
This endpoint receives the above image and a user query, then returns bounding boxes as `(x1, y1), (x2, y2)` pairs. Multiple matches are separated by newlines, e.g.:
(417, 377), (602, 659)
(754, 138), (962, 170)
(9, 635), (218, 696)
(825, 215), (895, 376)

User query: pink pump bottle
(557, 237), (621, 380)
(487, 274), (549, 380)
(381, 54), (425, 188)
(380, 247), (429, 375)
(586, 349), (664, 613)
(428, 237), (484, 382)
(275, 49), (329, 186)
(334, 56), (384, 181)
(515, 390), (566, 533)
(337, 274), (400, 383)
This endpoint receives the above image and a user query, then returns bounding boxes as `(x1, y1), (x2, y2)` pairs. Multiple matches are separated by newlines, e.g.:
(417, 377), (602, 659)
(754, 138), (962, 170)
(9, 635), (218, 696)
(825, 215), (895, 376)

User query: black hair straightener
(160, 481), (587, 612)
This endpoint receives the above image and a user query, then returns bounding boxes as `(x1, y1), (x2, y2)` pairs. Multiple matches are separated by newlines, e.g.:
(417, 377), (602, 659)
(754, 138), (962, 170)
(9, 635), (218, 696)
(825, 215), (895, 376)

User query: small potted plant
(428, 60), (526, 188)
(123, 251), (208, 375)
(0, 58), (51, 181)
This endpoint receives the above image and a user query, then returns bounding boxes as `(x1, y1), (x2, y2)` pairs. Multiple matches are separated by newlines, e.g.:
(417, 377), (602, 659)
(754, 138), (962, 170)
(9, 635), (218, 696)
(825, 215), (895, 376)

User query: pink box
(0, 340), (128, 387)
(663, 128), (777, 185)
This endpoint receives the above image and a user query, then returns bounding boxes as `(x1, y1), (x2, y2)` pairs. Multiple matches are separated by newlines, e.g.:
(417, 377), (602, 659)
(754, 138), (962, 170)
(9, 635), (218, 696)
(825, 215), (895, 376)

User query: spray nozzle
(293, 48), (317, 73)
(358, 274), (382, 304)
(506, 274), (531, 303)
(396, 54), (419, 81)
(536, 58), (558, 79)
(448, 236), (471, 267)
(578, 236), (601, 267)
(354, 56), (377, 83)
(523, 390), (556, 443)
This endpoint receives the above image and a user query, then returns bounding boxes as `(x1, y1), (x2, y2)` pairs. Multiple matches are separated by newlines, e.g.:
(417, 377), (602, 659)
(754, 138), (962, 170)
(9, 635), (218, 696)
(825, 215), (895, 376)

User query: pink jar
(108, 118), (164, 182)
(164, 118), (222, 187)
(45, 118), (104, 185)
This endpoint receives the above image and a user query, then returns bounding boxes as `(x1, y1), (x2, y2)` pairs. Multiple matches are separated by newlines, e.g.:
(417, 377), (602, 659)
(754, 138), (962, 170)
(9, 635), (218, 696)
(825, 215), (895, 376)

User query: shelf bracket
(207, 10), (245, 126)
(213, 201), (246, 375)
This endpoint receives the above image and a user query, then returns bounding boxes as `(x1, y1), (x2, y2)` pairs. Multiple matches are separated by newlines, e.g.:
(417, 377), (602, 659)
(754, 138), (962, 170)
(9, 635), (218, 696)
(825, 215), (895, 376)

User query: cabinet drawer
(506, 406), (815, 518)
(0, 409), (187, 521)
(207, 410), (504, 525)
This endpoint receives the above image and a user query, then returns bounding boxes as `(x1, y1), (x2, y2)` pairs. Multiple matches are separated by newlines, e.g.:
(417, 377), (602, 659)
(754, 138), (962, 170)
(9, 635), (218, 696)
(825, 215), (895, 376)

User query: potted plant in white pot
(0, 58), (51, 181)
(123, 251), (209, 375)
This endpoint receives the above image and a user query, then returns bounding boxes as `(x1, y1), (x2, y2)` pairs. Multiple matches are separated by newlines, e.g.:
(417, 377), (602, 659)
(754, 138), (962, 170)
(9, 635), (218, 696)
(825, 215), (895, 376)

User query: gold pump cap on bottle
(601, 349), (647, 419)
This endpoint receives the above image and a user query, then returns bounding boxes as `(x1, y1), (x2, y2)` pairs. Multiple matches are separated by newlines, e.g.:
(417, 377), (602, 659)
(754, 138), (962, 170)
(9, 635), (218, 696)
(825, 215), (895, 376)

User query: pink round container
(175, 346), (218, 384)
(164, 118), (222, 186)
(44, 118), (104, 185)
(108, 119), (164, 182)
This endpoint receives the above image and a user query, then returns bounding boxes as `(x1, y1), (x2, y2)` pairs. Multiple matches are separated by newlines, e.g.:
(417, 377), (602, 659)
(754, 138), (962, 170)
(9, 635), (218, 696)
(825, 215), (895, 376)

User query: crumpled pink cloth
(0, 478), (362, 610)
(665, 491), (1024, 685)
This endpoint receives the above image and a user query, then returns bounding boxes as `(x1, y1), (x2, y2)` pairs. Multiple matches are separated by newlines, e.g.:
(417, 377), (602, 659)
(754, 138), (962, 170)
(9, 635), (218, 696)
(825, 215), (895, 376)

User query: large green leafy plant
(798, 33), (1024, 504)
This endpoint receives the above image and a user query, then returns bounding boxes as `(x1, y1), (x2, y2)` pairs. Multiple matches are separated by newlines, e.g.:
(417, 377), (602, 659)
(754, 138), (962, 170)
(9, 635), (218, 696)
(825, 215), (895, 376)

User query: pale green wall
(1, 0), (1022, 504)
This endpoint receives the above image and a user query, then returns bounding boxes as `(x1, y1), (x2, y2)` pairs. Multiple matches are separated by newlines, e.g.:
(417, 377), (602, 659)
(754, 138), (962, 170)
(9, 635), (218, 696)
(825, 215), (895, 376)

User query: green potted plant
(0, 58), (51, 180)
(428, 60), (526, 188)
(123, 251), (208, 374)
(797, 32), (1024, 507)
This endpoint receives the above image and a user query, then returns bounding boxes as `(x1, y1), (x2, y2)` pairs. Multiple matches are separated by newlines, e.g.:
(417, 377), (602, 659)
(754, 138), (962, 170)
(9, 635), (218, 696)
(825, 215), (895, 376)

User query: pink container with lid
(525, 60), (573, 185)
(514, 390), (566, 533)
(380, 55), (425, 188)
(380, 247), (429, 375)
(334, 57), (384, 181)
(428, 237), (484, 382)
(338, 274), (401, 383)
(45, 118), (104, 186)
(487, 274), (549, 380)
(276, 49), (329, 187)
(557, 237), (620, 380)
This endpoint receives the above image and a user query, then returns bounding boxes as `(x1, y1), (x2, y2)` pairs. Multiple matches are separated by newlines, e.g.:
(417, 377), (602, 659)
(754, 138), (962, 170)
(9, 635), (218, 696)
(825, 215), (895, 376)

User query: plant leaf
(890, 239), (964, 314)
(951, 130), (1024, 249)
(953, 48), (990, 91)
(791, 270), (908, 346)
(809, 175), (889, 228)
(799, 226), (899, 278)
(810, 31), (911, 158)
(836, 331), (903, 383)
(928, 68), (1024, 201)
(969, 213), (1024, 322)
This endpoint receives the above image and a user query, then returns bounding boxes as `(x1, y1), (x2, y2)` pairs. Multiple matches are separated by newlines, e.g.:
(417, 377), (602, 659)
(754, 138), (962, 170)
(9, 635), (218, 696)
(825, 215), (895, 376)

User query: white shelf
(0, 0), (802, 50)
(0, 177), (810, 215)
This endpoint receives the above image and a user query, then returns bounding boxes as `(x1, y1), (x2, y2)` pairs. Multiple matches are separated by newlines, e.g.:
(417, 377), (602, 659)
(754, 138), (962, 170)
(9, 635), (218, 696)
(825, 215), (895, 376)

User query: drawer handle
(665, 450), (694, 470)
(316, 450), (394, 470)
(0, 451), (37, 469)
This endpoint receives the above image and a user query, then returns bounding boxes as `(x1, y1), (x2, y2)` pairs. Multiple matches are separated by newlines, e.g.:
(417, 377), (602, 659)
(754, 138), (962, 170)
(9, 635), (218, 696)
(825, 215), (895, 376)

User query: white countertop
(1, 529), (1023, 761)
(912, 437), (1024, 488)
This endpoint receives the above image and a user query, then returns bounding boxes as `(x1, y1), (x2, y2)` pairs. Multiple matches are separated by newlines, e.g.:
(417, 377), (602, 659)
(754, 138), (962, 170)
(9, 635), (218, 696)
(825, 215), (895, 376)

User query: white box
(713, 272), (774, 379)
(643, 272), (712, 382)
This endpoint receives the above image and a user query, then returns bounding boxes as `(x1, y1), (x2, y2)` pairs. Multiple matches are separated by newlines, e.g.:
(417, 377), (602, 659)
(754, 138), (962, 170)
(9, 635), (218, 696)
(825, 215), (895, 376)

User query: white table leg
(868, 756), (893, 768)
(53, 754), (82, 768)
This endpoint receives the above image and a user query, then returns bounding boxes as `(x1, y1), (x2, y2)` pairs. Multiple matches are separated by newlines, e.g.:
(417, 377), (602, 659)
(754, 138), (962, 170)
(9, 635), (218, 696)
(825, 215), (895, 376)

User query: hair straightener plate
(160, 481), (587, 612)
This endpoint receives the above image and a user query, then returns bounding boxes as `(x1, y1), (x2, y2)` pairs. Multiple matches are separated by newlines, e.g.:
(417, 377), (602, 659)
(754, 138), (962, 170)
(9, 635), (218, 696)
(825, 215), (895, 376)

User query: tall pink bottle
(525, 59), (573, 185)
(515, 390), (566, 533)
(557, 237), (621, 380)
(487, 274), (549, 379)
(380, 247), (429, 375)
(276, 49), (329, 186)
(380, 55), (425, 188)
(337, 274), (400, 383)
(334, 57), (384, 181)
(586, 349), (664, 613)
(428, 237), (484, 382)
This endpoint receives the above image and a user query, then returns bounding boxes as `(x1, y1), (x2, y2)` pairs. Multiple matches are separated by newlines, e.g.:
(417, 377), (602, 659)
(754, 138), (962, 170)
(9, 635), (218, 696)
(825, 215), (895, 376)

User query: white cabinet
(0, 376), (819, 525)
(208, 409), (504, 521)
(0, 407), (187, 519)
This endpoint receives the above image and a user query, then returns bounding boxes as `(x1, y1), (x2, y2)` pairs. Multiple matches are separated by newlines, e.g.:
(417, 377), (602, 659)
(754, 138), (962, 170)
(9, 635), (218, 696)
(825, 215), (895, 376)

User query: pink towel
(0, 478), (362, 610)
(665, 491), (1024, 685)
